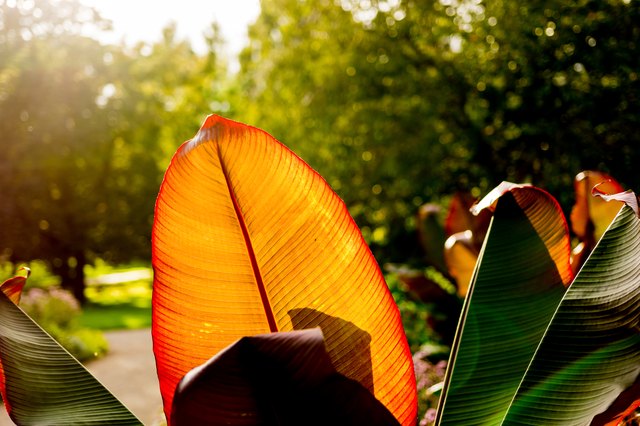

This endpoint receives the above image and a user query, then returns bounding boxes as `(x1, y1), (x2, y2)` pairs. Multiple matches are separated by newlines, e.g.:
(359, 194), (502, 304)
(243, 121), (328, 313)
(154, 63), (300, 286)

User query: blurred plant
(411, 171), (626, 303)
(387, 192), (490, 345)
(20, 286), (108, 361)
(385, 272), (443, 352)
(569, 171), (625, 273)
(413, 346), (447, 426)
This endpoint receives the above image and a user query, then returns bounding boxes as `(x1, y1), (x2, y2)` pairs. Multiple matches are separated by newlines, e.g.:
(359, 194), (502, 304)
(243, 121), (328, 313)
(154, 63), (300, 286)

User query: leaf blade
(436, 185), (572, 425)
(152, 115), (416, 424)
(504, 205), (640, 424)
(0, 290), (141, 425)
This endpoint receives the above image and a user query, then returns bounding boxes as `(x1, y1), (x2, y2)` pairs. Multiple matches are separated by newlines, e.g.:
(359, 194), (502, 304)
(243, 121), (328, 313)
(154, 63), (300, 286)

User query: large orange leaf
(152, 115), (417, 424)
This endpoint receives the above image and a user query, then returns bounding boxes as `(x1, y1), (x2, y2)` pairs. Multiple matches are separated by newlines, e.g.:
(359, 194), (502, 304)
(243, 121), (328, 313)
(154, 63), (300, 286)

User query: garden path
(0, 328), (164, 426)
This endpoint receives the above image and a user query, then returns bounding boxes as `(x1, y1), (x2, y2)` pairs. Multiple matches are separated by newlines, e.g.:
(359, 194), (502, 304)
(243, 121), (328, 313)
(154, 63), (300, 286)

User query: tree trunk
(57, 252), (87, 305)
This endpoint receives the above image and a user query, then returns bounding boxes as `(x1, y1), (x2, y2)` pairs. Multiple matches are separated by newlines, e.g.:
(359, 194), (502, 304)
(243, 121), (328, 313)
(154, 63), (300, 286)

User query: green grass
(84, 259), (151, 279)
(79, 279), (152, 331)
(1, 260), (153, 331)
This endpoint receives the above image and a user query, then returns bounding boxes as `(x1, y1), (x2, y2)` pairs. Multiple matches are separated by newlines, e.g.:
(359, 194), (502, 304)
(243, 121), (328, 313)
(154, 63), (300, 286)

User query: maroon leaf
(171, 328), (401, 426)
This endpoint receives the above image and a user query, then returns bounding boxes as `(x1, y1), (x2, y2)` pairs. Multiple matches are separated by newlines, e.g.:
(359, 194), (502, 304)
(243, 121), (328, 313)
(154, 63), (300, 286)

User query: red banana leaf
(441, 192), (492, 295)
(569, 171), (625, 273)
(444, 191), (491, 251)
(171, 328), (400, 425)
(443, 230), (477, 297)
(152, 115), (417, 424)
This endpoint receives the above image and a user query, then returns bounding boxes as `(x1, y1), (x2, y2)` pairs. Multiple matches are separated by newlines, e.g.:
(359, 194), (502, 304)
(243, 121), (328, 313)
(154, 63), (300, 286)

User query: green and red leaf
(152, 115), (416, 424)
(436, 183), (572, 425)
(503, 202), (640, 424)
(437, 182), (640, 425)
(0, 275), (140, 425)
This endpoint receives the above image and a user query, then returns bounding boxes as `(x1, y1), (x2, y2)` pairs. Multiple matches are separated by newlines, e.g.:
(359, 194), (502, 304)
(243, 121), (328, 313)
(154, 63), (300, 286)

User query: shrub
(20, 287), (108, 361)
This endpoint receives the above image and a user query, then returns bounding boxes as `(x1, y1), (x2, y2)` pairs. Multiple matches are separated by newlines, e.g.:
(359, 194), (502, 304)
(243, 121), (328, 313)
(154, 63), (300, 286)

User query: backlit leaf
(445, 191), (491, 251)
(171, 328), (400, 426)
(443, 231), (477, 297)
(436, 184), (572, 425)
(152, 115), (416, 424)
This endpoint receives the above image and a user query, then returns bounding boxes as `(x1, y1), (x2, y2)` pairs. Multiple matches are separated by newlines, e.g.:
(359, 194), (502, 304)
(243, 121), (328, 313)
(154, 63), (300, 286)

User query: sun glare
(78, 0), (260, 59)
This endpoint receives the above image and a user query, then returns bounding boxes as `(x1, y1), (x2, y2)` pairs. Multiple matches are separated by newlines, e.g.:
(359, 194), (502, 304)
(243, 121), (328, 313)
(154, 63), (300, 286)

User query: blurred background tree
(0, 0), (226, 302)
(236, 0), (640, 263)
(1, 0), (639, 302)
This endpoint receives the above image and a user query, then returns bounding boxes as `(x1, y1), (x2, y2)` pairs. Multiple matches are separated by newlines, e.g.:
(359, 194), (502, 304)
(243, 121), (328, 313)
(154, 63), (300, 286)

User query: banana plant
(0, 115), (637, 425)
(435, 182), (640, 425)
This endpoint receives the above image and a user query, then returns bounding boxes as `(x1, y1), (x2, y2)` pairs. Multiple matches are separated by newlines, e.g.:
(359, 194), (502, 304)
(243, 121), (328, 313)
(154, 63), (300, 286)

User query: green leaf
(504, 205), (640, 424)
(436, 185), (572, 425)
(171, 328), (400, 426)
(0, 291), (141, 425)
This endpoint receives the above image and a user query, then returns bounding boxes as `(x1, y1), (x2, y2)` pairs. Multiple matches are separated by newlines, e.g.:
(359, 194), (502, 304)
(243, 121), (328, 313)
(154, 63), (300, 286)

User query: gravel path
(0, 328), (164, 425)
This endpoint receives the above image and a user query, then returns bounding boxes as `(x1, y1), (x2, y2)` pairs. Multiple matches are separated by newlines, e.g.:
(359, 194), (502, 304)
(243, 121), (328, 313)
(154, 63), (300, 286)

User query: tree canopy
(236, 0), (640, 261)
(1, 0), (639, 300)
(0, 0), (227, 301)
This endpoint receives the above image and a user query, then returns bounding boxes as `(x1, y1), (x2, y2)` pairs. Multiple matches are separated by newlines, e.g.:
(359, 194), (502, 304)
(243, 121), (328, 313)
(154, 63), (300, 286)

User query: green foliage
(236, 0), (640, 264)
(3, 0), (640, 299)
(20, 287), (108, 361)
(386, 273), (436, 352)
(0, 261), (59, 288)
(0, 1), (228, 302)
(79, 303), (151, 331)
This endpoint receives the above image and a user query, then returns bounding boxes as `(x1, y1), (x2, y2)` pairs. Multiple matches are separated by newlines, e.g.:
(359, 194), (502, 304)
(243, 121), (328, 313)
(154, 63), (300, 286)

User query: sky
(78, 0), (261, 67)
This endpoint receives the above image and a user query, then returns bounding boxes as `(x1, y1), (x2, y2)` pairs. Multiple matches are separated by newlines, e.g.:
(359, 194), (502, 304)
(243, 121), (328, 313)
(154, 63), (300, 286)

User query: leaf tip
(592, 184), (640, 218)
(470, 181), (532, 215)
(0, 267), (30, 305)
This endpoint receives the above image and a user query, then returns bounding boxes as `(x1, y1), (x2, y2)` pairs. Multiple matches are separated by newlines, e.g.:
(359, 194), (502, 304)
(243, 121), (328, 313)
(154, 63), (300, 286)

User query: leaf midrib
(217, 143), (278, 332)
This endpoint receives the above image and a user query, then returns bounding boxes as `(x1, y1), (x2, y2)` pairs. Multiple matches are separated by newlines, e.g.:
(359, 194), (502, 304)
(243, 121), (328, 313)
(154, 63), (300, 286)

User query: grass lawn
(79, 278), (152, 331)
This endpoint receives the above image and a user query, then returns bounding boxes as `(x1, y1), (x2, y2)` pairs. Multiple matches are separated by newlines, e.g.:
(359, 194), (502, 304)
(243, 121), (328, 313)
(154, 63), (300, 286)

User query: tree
(0, 1), (228, 302)
(237, 0), (640, 264)
(0, 0), (119, 302)
(237, 0), (478, 262)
